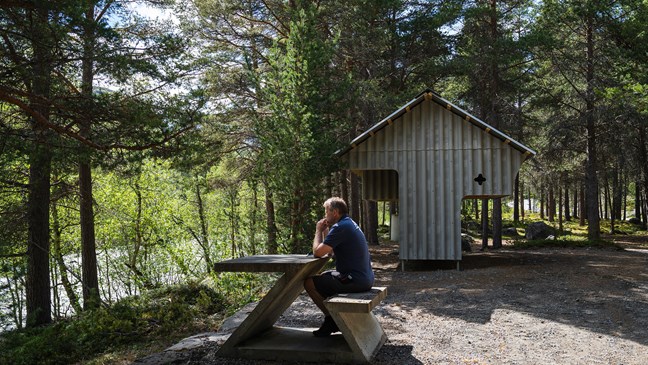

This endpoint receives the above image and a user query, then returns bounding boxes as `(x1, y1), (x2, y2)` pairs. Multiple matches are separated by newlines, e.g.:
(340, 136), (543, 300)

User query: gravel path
(136, 240), (648, 365)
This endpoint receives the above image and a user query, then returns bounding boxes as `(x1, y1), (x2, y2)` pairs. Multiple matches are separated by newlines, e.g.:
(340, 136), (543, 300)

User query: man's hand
(316, 218), (329, 234)
(313, 218), (333, 258)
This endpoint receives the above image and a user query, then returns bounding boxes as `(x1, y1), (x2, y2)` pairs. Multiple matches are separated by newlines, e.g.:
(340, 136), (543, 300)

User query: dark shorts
(312, 271), (372, 298)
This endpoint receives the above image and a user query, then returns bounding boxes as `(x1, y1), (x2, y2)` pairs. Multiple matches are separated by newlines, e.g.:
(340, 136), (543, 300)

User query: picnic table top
(213, 254), (328, 273)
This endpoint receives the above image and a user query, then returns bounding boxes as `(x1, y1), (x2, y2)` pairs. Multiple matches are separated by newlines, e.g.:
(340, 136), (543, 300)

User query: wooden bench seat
(324, 287), (388, 364)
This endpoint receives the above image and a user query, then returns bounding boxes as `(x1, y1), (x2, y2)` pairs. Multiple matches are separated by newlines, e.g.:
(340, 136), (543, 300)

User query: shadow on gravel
(373, 344), (423, 365)
(376, 245), (648, 348)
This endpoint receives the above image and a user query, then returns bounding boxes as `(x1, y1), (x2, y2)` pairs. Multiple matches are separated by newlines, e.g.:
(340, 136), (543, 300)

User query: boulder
(461, 233), (473, 252)
(628, 217), (641, 225)
(503, 227), (520, 237)
(525, 222), (556, 240)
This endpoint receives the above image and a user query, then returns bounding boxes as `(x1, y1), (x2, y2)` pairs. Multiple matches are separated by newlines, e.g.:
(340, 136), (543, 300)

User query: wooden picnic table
(213, 254), (385, 364)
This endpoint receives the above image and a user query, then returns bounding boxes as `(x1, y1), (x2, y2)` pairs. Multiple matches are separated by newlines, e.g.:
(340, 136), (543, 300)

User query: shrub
(0, 282), (228, 365)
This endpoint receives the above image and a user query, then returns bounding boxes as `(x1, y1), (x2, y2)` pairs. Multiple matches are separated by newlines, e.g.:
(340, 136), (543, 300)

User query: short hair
(324, 197), (348, 216)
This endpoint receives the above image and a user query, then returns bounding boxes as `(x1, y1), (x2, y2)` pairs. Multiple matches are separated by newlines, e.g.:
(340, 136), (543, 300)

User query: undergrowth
(0, 281), (240, 365)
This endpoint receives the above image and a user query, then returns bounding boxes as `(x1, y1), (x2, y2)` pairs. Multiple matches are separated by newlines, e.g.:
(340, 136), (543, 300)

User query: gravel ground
(136, 239), (648, 365)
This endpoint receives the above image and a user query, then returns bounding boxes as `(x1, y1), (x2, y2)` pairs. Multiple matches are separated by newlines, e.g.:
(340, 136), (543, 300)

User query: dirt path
(137, 239), (648, 364)
(367, 240), (648, 364)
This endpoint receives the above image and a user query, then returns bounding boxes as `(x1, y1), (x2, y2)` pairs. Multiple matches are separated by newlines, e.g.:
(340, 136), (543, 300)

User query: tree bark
(26, 128), (52, 327)
(548, 185), (555, 222)
(264, 184), (278, 254)
(79, 3), (100, 310)
(350, 172), (361, 223)
(584, 13), (600, 240)
(196, 182), (213, 271)
(636, 182), (642, 222)
(540, 188), (545, 220)
(564, 178), (571, 221)
(481, 199), (489, 250)
(558, 186), (563, 233)
(513, 173), (520, 223)
(26, 5), (53, 327)
(579, 181), (587, 226)
(492, 198), (502, 249)
(52, 200), (82, 314)
(339, 170), (349, 204)
(363, 200), (379, 245)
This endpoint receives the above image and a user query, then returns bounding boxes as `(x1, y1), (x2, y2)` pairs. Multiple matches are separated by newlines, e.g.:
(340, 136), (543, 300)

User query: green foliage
(0, 282), (228, 365)
(256, 1), (350, 252)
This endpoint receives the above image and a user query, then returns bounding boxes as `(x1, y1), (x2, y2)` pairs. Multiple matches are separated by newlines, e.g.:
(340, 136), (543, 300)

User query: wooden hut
(337, 89), (536, 266)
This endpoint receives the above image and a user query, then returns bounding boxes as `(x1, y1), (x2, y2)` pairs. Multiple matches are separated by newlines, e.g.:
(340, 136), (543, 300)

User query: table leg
(329, 311), (387, 363)
(217, 258), (328, 355)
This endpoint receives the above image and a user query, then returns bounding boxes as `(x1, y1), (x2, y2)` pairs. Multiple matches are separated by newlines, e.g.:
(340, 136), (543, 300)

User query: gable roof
(337, 89), (537, 158)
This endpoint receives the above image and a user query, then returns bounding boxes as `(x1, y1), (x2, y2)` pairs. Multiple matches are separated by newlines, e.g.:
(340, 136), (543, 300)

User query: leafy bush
(0, 282), (228, 365)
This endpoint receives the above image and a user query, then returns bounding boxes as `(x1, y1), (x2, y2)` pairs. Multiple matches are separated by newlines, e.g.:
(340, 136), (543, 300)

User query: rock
(461, 233), (473, 252)
(525, 222), (556, 240)
(503, 227), (520, 236)
(218, 302), (256, 333)
(166, 332), (229, 351)
(628, 217), (641, 225)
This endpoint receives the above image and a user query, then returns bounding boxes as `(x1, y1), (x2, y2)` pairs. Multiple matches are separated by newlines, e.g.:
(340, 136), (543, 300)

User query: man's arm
(312, 219), (333, 258)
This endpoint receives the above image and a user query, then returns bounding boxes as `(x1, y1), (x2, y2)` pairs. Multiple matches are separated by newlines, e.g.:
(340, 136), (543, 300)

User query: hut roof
(337, 89), (537, 158)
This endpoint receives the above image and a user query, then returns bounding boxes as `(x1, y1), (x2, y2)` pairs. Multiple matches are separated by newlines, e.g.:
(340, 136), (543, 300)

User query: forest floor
(134, 235), (648, 365)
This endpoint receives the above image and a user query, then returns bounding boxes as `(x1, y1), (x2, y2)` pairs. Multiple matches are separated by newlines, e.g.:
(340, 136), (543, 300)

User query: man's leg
(304, 277), (329, 316)
(304, 276), (339, 336)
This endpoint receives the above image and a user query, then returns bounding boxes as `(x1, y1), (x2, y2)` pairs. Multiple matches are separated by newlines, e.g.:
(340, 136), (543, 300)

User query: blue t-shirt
(323, 215), (374, 288)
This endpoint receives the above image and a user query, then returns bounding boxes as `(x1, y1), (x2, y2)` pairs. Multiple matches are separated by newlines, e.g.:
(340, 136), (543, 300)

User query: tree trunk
(613, 157), (624, 224)
(481, 199), (489, 250)
(26, 132), (52, 327)
(363, 200), (379, 245)
(540, 188), (545, 220)
(264, 183), (278, 254)
(573, 186), (579, 219)
(579, 181), (587, 226)
(350, 172), (361, 223)
(584, 13), (600, 240)
(564, 178), (571, 221)
(608, 167), (617, 234)
(492, 198), (502, 249)
(128, 182), (152, 288)
(637, 127), (648, 230)
(548, 185), (555, 222)
(558, 186), (563, 233)
(52, 200), (82, 314)
(196, 182), (213, 271)
(520, 182), (525, 221)
(635, 182), (641, 221)
(513, 173), (520, 223)
(26, 6), (53, 327)
(340, 170), (349, 205)
(249, 181), (259, 255)
(79, 3), (100, 310)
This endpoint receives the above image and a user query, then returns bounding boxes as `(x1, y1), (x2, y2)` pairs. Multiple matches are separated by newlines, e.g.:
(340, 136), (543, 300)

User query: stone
(461, 233), (473, 252)
(525, 221), (556, 240)
(503, 227), (520, 236)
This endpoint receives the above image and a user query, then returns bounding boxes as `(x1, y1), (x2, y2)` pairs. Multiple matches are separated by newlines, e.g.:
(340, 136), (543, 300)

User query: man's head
(323, 197), (348, 224)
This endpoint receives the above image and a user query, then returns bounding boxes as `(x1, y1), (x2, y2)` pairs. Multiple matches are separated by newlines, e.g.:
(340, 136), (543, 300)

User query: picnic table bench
(213, 255), (388, 364)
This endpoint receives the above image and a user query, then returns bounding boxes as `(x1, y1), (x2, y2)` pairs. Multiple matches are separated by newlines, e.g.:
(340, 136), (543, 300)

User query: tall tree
(453, 0), (536, 248)
(258, 1), (347, 252)
(1, 0), (201, 325)
(534, 0), (641, 240)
